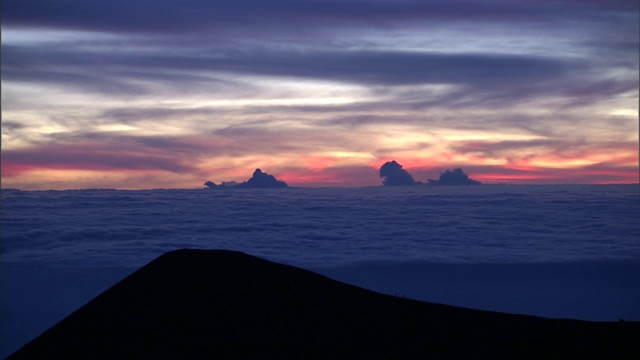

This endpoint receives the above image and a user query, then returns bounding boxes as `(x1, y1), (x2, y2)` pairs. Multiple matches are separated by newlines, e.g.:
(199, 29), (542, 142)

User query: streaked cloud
(1, 0), (638, 189)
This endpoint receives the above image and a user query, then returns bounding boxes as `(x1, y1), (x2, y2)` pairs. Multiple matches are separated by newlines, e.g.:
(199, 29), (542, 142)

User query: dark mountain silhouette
(9, 249), (638, 359)
(204, 169), (287, 189)
(379, 160), (417, 186)
(428, 168), (481, 185)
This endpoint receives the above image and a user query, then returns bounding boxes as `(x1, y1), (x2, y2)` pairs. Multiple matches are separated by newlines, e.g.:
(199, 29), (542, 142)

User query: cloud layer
(2, 0), (638, 189)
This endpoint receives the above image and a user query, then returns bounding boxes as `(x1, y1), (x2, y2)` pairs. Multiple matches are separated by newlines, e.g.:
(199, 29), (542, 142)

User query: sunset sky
(2, 0), (638, 189)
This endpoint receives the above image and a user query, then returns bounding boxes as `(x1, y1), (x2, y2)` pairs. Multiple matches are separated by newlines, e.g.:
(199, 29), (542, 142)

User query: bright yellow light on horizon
(610, 109), (638, 117)
(323, 151), (374, 159)
(526, 158), (596, 168)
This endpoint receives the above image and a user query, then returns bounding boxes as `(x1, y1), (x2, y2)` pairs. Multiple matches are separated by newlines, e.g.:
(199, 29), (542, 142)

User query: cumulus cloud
(428, 169), (481, 185)
(239, 169), (288, 188)
(379, 161), (417, 186)
(205, 169), (288, 189)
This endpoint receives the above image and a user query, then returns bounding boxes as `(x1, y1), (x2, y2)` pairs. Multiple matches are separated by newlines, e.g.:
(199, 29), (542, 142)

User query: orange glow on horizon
(2, 146), (638, 189)
(300, 156), (338, 172)
(278, 172), (348, 185)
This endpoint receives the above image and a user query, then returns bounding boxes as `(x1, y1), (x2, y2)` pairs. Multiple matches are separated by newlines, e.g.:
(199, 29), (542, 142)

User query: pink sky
(2, 0), (638, 189)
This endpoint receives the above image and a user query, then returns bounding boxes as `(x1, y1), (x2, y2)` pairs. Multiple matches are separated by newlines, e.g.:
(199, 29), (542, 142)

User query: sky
(1, 0), (638, 189)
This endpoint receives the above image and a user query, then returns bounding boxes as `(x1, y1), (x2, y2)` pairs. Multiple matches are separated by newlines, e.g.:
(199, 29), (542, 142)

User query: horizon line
(2, 182), (639, 192)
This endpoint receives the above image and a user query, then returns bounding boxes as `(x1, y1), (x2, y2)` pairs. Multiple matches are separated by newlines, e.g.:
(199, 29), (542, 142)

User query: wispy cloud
(1, 0), (637, 188)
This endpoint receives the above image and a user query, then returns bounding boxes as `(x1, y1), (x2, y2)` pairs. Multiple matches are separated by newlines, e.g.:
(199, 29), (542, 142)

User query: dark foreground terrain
(8, 249), (639, 359)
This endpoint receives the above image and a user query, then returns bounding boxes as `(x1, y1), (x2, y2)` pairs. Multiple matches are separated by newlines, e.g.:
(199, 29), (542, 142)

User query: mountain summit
(9, 249), (638, 359)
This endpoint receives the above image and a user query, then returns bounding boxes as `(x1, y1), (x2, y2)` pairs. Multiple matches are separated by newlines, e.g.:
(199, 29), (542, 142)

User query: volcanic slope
(9, 249), (639, 359)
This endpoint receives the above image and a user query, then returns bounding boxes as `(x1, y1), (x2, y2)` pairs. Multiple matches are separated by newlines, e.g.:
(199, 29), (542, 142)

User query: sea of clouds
(2, 185), (638, 267)
(2, 184), (640, 357)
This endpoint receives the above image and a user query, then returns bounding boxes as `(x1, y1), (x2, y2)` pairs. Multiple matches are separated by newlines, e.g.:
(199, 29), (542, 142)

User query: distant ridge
(9, 249), (639, 359)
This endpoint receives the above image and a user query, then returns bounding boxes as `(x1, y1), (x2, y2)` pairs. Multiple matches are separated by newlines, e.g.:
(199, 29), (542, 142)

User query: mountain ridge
(8, 249), (639, 359)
